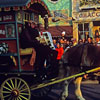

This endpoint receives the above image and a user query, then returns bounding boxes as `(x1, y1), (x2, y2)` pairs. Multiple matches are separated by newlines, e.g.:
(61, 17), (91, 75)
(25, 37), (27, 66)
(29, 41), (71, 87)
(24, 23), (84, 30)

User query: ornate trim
(48, 0), (59, 4)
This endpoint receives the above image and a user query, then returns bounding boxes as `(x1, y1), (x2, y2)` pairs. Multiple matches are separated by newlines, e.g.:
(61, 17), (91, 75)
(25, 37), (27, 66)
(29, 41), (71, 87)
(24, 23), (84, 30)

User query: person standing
(95, 30), (99, 38)
(53, 39), (57, 48)
(85, 31), (89, 40)
(56, 43), (64, 62)
(98, 28), (100, 37)
(55, 43), (64, 76)
(61, 31), (66, 41)
(87, 37), (93, 44)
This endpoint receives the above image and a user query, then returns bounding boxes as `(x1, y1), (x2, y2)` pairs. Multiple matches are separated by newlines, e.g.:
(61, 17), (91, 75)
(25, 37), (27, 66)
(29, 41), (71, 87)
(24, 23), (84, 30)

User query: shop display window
(78, 23), (89, 40)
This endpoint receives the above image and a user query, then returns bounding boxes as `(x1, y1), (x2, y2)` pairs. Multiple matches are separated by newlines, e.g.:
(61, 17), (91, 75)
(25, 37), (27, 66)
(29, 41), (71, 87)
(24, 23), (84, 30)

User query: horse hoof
(59, 97), (66, 100)
(76, 96), (85, 100)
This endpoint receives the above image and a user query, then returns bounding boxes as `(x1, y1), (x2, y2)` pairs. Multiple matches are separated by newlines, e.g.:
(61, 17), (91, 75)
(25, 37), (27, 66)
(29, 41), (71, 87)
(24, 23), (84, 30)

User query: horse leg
(74, 77), (85, 100)
(59, 80), (69, 100)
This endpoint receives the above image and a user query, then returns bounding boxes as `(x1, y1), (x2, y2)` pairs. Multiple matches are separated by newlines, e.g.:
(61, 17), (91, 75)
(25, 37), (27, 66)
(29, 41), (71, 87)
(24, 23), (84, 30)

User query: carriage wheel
(1, 77), (31, 100)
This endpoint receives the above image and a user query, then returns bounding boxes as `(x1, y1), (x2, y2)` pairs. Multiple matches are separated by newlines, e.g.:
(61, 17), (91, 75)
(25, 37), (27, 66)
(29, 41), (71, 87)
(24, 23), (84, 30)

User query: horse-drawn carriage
(0, 31), (57, 100)
(0, 2), (100, 100)
(0, 1), (58, 98)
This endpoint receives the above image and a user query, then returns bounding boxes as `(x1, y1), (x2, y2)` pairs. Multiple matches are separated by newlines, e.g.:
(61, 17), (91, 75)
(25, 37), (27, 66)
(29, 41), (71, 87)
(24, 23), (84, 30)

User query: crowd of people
(53, 34), (100, 54)
(78, 37), (100, 46)
(52, 32), (100, 66)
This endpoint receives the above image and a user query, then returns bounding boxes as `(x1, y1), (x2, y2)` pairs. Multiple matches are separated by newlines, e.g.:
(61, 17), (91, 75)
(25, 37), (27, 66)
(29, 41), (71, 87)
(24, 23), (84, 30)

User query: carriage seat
(20, 48), (36, 67)
(20, 48), (33, 55)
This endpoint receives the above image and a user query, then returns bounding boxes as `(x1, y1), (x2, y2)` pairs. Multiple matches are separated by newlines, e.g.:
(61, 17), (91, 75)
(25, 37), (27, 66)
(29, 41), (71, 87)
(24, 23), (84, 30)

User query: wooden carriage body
(0, 0), (55, 99)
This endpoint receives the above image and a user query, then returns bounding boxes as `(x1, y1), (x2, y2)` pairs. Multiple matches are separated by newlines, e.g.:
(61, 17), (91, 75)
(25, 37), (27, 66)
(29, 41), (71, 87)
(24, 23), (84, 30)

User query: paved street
(32, 80), (100, 100)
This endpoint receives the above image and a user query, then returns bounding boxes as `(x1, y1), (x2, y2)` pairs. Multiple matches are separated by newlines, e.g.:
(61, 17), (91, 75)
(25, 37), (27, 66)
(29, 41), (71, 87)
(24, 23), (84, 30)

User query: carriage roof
(0, 0), (30, 7)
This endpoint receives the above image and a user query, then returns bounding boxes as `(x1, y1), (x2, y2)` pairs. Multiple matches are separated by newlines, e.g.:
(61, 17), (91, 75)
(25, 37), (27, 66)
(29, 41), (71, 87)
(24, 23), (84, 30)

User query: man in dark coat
(20, 21), (58, 76)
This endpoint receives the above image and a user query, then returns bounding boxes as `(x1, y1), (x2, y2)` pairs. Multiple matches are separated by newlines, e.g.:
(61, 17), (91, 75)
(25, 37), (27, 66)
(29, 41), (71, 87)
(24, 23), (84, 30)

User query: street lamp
(44, 14), (48, 30)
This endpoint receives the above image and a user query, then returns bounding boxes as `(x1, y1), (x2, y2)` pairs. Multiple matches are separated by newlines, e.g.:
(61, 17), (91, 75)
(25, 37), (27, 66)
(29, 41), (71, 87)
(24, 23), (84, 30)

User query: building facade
(40, 0), (73, 37)
(72, 0), (100, 42)
(0, 0), (72, 37)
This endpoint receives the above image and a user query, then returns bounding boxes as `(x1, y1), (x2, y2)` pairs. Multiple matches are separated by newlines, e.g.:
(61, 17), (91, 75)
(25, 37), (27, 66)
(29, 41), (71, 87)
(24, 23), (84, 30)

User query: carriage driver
(20, 20), (58, 75)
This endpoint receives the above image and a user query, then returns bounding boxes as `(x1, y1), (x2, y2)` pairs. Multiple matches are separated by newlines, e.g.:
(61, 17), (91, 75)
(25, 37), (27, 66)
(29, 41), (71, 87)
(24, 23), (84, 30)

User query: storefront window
(78, 23), (89, 40)
(93, 21), (100, 38)
(84, 23), (89, 31)
(78, 24), (83, 31)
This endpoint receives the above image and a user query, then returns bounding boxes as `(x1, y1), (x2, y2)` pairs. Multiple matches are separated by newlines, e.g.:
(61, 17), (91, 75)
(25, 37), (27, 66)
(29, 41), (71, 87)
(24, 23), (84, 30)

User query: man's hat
(62, 31), (66, 35)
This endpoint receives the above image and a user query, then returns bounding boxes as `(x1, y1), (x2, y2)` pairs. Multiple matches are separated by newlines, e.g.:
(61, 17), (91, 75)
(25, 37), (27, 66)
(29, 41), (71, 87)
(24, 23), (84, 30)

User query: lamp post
(44, 14), (48, 30)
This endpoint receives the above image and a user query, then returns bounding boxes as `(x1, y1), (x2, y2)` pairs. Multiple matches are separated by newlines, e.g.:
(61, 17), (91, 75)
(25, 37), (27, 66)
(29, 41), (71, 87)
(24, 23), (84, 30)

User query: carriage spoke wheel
(1, 77), (31, 100)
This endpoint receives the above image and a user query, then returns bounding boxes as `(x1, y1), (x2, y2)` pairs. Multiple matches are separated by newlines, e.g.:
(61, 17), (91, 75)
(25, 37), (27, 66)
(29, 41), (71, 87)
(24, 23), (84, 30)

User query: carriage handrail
(30, 67), (100, 91)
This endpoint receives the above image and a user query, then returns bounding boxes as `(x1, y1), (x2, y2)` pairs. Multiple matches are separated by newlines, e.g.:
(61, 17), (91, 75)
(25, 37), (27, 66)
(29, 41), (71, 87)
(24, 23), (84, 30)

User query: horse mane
(62, 44), (85, 66)
(62, 43), (100, 68)
(86, 44), (100, 67)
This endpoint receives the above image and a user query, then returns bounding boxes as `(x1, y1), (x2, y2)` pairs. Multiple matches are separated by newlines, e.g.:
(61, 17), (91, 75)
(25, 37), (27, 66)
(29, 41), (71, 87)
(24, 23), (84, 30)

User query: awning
(43, 26), (73, 37)
(0, 0), (29, 8)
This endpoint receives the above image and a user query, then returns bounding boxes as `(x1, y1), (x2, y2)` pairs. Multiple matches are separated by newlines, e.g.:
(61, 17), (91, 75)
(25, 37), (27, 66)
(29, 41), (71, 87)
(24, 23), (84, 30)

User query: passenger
(20, 21), (58, 75)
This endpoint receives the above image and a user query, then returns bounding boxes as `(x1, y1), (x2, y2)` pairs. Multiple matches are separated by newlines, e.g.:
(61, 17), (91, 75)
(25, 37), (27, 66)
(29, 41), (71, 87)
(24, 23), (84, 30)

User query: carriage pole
(30, 67), (100, 91)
